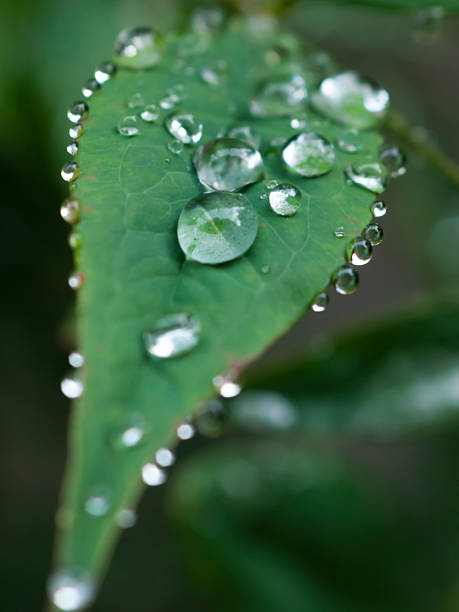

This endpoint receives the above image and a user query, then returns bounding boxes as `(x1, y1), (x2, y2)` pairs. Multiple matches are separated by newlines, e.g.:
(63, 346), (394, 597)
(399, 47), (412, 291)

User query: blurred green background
(2, 1), (459, 610)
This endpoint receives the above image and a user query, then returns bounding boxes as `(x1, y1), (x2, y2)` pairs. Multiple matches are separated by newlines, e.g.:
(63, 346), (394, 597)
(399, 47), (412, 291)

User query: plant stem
(385, 110), (459, 189)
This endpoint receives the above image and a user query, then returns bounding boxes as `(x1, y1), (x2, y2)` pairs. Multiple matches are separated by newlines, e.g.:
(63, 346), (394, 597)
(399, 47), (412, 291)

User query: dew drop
(311, 291), (329, 312)
(346, 237), (373, 266)
(67, 101), (88, 124)
(334, 226), (345, 238)
(167, 139), (184, 155)
(200, 60), (228, 86)
(114, 27), (162, 69)
(60, 373), (83, 399)
(269, 183), (301, 217)
(142, 463), (166, 486)
(155, 448), (175, 467)
(363, 222), (383, 246)
(213, 374), (241, 398)
(337, 128), (364, 153)
(311, 71), (390, 128)
(143, 313), (200, 359)
(193, 138), (263, 191)
(85, 492), (110, 516)
(177, 423), (195, 440)
(290, 117), (308, 130)
(333, 264), (359, 295)
(69, 124), (84, 140)
(282, 132), (335, 177)
(60, 198), (80, 224)
(250, 75), (307, 117)
(140, 104), (159, 122)
(380, 144), (406, 178)
(345, 161), (388, 194)
(68, 231), (82, 250)
(66, 141), (78, 156)
(165, 113), (203, 144)
(109, 413), (146, 450)
(226, 125), (260, 150)
(261, 264), (270, 274)
(160, 91), (181, 110)
(265, 179), (278, 190)
(68, 351), (84, 368)
(117, 115), (139, 137)
(116, 509), (137, 529)
(47, 570), (94, 611)
(371, 200), (387, 218)
(68, 272), (85, 290)
(191, 6), (225, 34)
(61, 161), (79, 182)
(94, 60), (117, 84)
(127, 92), (145, 108)
(177, 191), (258, 264)
(81, 78), (100, 99)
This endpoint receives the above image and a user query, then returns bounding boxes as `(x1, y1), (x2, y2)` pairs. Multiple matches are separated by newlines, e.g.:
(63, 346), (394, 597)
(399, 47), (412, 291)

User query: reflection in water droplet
(142, 463), (166, 486)
(114, 27), (162, 69)
(363, 222), (384, 246)
(345, 161), (388, 194)
(227, 125), (260, 150)
(85, 492), (110, 516)
(140, 104), (159, 122)
(371, 200), (387, 218)
(177, 423), (195, 440)
(94, 61), (117, 84)
(117, 115), (139, 136)
(68, 352), (84, 368)
(47, 571), (94, 611)
(60, 198), (81, 224)
(213, 375), (241, 398)
(67, 101), (89, 124)
(269, 183), (301, 217)
(66, 141), (78, 156)
(193, 138), (263, 192)
(68, 272), (85, 290)
(116, 509), (137, 529)
(311, 291), (329, 312)
(61, 162), (79, 182)
(143, 313), (200, 359)
(69, 124), (84, 139)
(127, 92), (145, 108)
(333, 264), (359, 295)
(165, 113), (203, 144)
(380, 144), (406, 178)
(346, 237), (373, 265)
(337, 128), (364, 153)
(250, 75), (307, 117)
(282, 132), (335, 177)
(334, 226), (345, 238)
(177, 191), (259, 264)
(155, 448), (175, 467)
(60, 373), (83, 399)
(81, 78), (100, 99)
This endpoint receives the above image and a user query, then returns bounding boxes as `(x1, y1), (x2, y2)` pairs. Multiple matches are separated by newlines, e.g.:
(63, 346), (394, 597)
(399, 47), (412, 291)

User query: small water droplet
(116, 509), (137, 529)
(67, 101), (89, 124)
(193, 138), (263, 191)
(155, 448), (175, 467)
(140, 103), (159, 122)
(290, 117), (308, 130)
(311, 71), (389, 128)
(334, 226), (345, 238)
(190, 6), (225, 34)
(47, 570), (94, 611)
(200, 60), (228, 86)
(60, 198), (80, 224)
(177, 191), (259, 264)
(177, 423), (195, 440)
(60, 373), (83, 399)
(213, 374), (241, 398)
(261, 264), (270, 274)
(282, 132), (335, 177)
(143, 313), (200, 359)
(269, 183), (301, 217)
(94, 60), (117, 84)
(127, 92), (145, 108)
(160, 91), (181, 110)
(68, 351), (84, 368)
(336, 128), (364, 153)
(142, 463), (166, 486)
(61, 161), (79, 182)
(380, 144), (406, 178)
(114, 27), (162, 69)
(109, 413), (146, 450)
(345, 161), (388, 194)
(68, 231), (82, 250)
(227, 125), (260, 150)
(265, 179), (278, 190)
(371, 200), (387, 218)
(165, 112), (203, 144)
(363, 222), (383, 246)
(196, 399), (227, 437)
(167, 139), (184, 155)
(346, 237), (373, 265)
(250, 75), (307, 117)
(81, 78), (100, 99)
(69, 124), (84, 140)
(260, 193), (267, 200)
(66, 141), (78, 156)
(117, 115), (139, 137)
(333, 264), (359, 295)
(85, 491), (110, 516)
(68, 272), (85, 290)
(311, 291), (329, 312)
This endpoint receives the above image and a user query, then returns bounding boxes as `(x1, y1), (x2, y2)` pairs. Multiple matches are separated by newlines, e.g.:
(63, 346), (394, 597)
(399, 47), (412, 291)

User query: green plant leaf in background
(335, 0), (459, 10)
(50, 15), (393, 610)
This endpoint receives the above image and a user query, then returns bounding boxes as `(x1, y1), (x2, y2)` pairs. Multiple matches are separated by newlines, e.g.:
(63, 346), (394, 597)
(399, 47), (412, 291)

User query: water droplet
(60, 198), (80, 224)
(213, 374), (241, 398)
(85, 492), (110, 516)
(196, 399), (227, 437)
(200, 60), (228, 86)
(67, 101), (89, 124)
(167, 139), (184, 155)
(66, 141), (78, 156)
(250, 75), (307, 117)
(165, 113), (203, 144)
(116, 509), (137, 529)
(109, 413), (146, 450)
(193, 138), (263, 191)
(261, 264), (270, 274)
(290, 117), (308, 130)
(345, 161), (388, 194)
(60, 373), (83, 399)
(47, 570), (94, 611)
(333, 264), (359, 295)
(61, 161), (79, 182)
(363, 222), (383, 246)
(68, 351), (84, 368)
(127, 92), (145, 108)
(380, 144), (406, 178)
(337, 128), (364, 153)
(114, 27), (162, 69)
(177, 191), (259, 264)
(94, 60), (117, 84)
(269, 183), (301, 217)
(68, 231), (82, 250)
(177, 423), (195, 440)
(68, 272), (84, 290)
(311, 71), (389, 128)
(143, 313), (200, 359)
(371, 200), (387, 218)
(265, 179), (278, 190)
(117, 115), (139, 137)
(346, 237), (373, 266)
(334, 226), (345, 238)
(160, 91), (181, 110)
(142, 463), (166, 486)
(140, 104), (159, 122)
(155, 448), (175, 467)
(81, 78), (100, 99)
(311, 291), (329, 312)
(69, 124), (84, 140)
(190, 6), (225, 34)
(282, 132), (335, 177)
(227, 125), (260, 150)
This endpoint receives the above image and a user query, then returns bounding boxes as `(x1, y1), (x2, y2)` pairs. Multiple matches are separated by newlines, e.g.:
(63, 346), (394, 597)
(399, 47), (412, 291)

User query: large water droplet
(311, 71), (390, 128)
(345, 161), (388, 193)
(61, 162), (79, 182)
(67, 101), (88, 124)
(143, 313), (200, 359)
(94, 60), (117, 84)
(81, 78), (100, 99)
(60, 198), (80, 224)
(282, 132), (335, 177)
(47, 571), (94, 611)
(117, 115), (139, 137)
(363, 222), (384, 246)
(140, 104), (159, 122)
(193, 138), (264, 191)
(114, 27), (162, 69)
(142, 463), (166, 486)
(250, 75), (307, 117)
(380, 144), (406, 178)
(336, 128), (364, 153)
(311, 291), (329, 312)
(269, 183), (301, 217)
(333, 264), (359, 295)
(346, 237), (373, 266)
(60, 373), (83, 399)
(177, 191), (258, 264)
(371, 200), (387, 218)
(227, 125), (260, 150)
(165, 113), (203, 144)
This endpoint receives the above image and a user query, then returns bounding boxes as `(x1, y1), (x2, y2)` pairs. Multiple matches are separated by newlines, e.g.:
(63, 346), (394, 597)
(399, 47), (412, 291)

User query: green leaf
(53, 18), (385, 606)
(333, 0), (459, 9)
